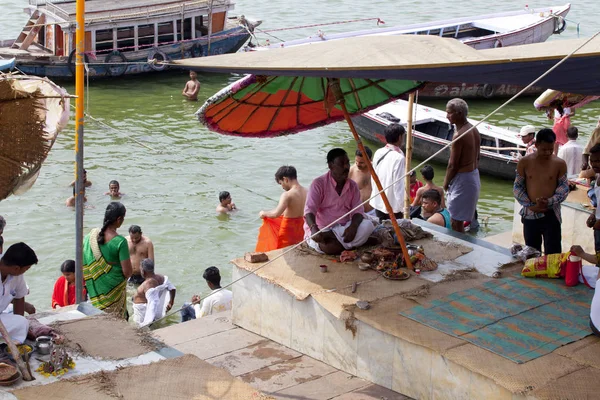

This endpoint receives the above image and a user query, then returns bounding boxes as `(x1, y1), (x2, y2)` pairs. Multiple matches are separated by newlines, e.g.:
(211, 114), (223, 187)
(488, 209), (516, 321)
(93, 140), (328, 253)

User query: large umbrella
(197, 74), (425, 270)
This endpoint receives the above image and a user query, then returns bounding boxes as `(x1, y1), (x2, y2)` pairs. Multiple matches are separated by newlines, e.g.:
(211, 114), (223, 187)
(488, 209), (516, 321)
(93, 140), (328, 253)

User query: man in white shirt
(370, 124), (406, 221)
(0, 243), (38, 343)
(557, 126), (584, 177)
(191, 266), (232, 318)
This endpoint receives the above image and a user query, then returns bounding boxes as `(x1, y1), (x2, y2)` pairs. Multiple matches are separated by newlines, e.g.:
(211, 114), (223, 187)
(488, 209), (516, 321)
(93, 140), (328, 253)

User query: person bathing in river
(216, 191), (236, 214)
(514, 128), (568, 255)
(305, 148), (375, 255)
(70, 169), (92, 188)
(443, 98), (481, 233)
(126, 225), (155, 285)
(105, 180), (124, 199)
(66, 186), (87, 207)
(348, 147), (374, 215)
(51, 260), (87, 309)
(132, 259), (176, 326)
(256, 166), (307, 252)
(182, 70), (200, 101)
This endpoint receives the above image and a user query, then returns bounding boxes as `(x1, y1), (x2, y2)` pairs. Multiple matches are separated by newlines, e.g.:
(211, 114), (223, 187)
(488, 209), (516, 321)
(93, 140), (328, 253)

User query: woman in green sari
(83, 202), (132, 319)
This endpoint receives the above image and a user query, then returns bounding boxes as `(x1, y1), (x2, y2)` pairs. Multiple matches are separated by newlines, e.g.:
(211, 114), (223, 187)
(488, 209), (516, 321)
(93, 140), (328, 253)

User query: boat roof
(261, 4), (570, 49)
(34, 0), (235, 23)
(367, 99), (522, 145)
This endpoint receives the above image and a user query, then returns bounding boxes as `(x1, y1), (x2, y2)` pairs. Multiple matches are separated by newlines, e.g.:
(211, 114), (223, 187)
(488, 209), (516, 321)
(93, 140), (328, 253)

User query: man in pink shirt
(304, 148), (375, 255)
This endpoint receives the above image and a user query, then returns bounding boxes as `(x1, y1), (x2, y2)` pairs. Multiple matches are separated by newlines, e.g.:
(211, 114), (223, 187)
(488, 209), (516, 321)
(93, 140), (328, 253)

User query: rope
(258, 17), (385, 34)
(150, 29), (600, 327)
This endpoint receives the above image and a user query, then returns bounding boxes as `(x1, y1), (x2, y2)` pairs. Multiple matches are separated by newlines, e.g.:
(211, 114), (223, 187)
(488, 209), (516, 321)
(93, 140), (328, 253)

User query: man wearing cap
(518, 125), (537, 156)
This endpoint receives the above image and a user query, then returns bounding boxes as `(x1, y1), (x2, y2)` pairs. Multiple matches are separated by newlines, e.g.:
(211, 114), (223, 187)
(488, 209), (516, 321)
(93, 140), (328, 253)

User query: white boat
(0, 0), (257, 79)
(351, 100), (523, 179)
(249, 4), (571, 99)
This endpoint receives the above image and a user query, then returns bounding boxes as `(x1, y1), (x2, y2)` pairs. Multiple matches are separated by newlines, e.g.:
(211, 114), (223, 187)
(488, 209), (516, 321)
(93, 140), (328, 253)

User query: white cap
(518, 125), (536, 137)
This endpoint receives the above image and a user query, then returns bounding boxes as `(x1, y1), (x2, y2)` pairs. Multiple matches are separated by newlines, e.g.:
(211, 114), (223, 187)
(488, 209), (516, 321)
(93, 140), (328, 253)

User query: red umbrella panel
(197, 74), (423, 137)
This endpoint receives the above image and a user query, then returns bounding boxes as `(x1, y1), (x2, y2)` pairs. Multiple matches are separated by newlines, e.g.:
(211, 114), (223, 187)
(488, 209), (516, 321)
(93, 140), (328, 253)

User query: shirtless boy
(412, 165), (445, 217)
(105, 180), (124, 199)
(70, 169), (92, 188)
(514, 128), (568, 254)
(348, 147), (373, 213)
(126, 225), (155, 285)
(216, 191), (236, 214)
(182, 71), (200, 101)
(443, 98), (481, 233)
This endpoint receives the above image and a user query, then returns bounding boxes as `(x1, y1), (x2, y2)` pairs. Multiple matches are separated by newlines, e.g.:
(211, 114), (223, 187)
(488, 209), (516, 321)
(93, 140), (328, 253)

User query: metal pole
(207, 0), (213, 55)
(75, 0), (85, 303)
(404, 92), (415, 218)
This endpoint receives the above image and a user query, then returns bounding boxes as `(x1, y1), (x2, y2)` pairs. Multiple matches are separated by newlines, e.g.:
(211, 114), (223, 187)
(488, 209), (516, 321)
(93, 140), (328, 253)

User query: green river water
(1, 0), (599, 322)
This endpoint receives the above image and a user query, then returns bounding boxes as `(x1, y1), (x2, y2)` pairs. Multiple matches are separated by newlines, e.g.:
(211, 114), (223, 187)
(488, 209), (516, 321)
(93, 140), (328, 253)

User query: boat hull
(15, 27), (249, 80)
(351, 113), (518, 180)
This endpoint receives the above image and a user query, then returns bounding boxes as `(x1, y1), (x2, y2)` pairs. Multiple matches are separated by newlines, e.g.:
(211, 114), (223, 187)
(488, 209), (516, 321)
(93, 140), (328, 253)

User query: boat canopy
(172, 34), (600, 96)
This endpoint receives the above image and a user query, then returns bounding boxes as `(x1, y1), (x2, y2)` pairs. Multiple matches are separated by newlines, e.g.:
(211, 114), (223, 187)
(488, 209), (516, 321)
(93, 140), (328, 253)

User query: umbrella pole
(339, 103), (413, 270)
(404, 92), (415, 218)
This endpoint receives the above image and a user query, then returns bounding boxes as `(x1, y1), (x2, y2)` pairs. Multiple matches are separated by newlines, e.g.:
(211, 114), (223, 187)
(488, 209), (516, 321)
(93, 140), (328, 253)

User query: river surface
(1, 0), (599, 320)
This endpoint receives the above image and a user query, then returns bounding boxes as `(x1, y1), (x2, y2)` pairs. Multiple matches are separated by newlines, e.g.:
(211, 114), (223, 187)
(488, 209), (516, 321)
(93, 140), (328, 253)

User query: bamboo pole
(404, 92), (415, 218)
(0, 320), (33, 381)
(329, 80), (413, 270)
(207, 0), (213, 55)
(74, 0), (85, 303)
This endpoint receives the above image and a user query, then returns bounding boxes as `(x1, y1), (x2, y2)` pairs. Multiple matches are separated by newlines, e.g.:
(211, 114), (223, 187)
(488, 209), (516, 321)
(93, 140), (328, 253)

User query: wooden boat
(0, 0), (257, 79)
(351, 100), (523, 180)
(251, 4), (571, 99)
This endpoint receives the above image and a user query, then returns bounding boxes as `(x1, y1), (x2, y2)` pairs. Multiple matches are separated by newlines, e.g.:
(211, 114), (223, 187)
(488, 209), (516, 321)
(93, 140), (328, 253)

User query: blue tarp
(0, 58), (15, 71)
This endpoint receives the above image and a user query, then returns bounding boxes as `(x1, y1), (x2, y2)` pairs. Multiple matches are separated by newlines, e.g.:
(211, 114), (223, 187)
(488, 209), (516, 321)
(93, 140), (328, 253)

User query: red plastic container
(564, 255), (582, 287)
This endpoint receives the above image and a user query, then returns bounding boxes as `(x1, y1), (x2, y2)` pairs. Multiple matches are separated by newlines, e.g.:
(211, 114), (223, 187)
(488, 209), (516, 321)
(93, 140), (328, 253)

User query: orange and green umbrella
(197, 74), (423, 137)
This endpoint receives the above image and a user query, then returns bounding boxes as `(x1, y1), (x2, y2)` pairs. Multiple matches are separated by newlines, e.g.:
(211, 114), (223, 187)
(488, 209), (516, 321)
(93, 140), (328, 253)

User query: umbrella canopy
(0, 76), (70, 200)
(174, 35), (600, 96)
(197, 74), (422, 137)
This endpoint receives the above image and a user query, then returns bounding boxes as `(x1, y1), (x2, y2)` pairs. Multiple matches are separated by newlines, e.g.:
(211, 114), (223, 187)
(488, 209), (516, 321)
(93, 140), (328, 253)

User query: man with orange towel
(256, 166), (307, 252)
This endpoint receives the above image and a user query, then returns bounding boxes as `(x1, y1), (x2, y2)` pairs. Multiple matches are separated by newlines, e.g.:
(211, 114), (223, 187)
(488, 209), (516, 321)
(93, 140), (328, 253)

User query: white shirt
(369, 144), (405, 213)
(193, 288), (232, 318)
(591, 279), (600, 330)
(557, 139), (583, 177)
(0, 274), (28, 313)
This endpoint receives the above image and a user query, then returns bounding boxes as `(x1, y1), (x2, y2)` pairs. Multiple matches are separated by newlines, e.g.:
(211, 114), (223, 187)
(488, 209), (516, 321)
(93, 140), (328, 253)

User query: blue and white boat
(0, 0), (257, 79)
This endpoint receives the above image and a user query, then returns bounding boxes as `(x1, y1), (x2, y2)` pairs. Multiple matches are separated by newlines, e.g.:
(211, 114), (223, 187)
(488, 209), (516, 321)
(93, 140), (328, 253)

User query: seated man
(192, 266), (232, 318)
(0, 243), (38, 343)
(132, 259), (176, 327)
(421, 189), (452, 230)
(305, 148), (375, 255)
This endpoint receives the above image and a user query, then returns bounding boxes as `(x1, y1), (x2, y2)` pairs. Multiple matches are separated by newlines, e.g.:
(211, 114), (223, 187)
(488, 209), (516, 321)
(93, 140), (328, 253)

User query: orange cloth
(255, 216), (305, 252)
(51, 275), (86, 309)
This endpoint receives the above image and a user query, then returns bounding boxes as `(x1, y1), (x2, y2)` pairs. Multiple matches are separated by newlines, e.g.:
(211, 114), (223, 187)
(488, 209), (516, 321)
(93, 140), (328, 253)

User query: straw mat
(0, 77), (68, 200)
(11, 354), (271, 399)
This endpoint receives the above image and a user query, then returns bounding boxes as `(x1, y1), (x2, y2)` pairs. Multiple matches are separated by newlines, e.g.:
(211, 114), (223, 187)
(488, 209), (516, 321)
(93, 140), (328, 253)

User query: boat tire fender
(148, 48), (169, 71)
(104, 51), (128, 77)
(191, 43), (203, 58)
(493, 39), (503, 48)
(67, 49), (90, 76)
(553, 16), (566, 34)
(482, 84), (495, 99)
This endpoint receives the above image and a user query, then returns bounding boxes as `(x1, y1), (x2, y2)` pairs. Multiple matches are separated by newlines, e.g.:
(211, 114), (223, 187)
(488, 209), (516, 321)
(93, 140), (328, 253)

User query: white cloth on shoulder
(306, 219), (375, 253)
(0, 314), (28, 344)
(133, 276), (175, 327)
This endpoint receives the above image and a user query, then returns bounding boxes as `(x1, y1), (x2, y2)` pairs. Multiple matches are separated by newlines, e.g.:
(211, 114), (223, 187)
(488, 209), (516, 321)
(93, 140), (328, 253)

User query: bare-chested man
(182, 70), (200, 101)
(514, 128), (568, 254)
(132, 259), (176, 326)
(443, 98), (481, 233)
(349, 147), (373, 214)
(256, 166), (307, 251)
(126, 225), (155, 285)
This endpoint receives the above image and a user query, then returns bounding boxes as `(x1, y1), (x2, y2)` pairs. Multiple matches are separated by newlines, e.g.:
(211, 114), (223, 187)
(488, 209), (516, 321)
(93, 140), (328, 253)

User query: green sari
(83, 228), (130, 319)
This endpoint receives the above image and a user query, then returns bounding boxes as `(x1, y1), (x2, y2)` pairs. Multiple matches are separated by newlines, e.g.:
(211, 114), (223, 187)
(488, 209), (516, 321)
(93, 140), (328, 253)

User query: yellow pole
(404, 92), (415, 218)
(74, 0), (85, 303)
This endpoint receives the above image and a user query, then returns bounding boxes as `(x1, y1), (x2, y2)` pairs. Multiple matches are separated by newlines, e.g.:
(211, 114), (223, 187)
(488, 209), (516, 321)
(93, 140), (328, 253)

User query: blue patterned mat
(399, 276), (594, 363)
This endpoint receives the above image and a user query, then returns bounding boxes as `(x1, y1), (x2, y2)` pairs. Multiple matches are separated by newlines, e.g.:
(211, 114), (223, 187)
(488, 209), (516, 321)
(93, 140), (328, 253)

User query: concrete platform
(228, 224), (600, 400)
(153, 312), (410, 399)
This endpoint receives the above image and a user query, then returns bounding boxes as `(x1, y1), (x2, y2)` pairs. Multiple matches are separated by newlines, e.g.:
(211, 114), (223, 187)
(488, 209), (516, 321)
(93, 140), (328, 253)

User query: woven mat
(11, 354), (271, 400)
(399, 276), (594, 363)
(531, 367), (600, 400)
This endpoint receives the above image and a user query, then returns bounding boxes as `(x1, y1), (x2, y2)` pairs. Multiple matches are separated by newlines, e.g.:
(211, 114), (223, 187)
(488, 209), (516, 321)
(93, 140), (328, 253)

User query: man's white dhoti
(0, 313), (28, 344)
(307, 219), (375, 253)
(133, 276), (175, 327)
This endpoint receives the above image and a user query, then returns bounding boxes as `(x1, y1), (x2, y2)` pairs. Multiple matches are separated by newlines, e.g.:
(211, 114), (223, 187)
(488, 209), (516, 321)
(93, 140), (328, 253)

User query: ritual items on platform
(382, 269), (410, 280)
(521, 252), (569, 279)
(36, 345), (75, 378)
(340, 250), (358, 262)
(512, 245), (541, 262)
